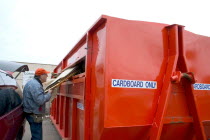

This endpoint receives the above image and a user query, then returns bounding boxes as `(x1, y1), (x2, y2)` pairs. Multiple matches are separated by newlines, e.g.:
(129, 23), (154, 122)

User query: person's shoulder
(24, 79), (36, 88)
(27, 79), (42, 88)
(26, 78), (36, 85)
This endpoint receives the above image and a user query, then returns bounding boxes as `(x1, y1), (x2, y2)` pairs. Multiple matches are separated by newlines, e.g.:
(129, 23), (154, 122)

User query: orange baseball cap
(35, 68), (50, 76)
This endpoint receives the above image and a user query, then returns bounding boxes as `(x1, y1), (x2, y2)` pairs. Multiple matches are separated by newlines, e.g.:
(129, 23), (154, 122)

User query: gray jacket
(23, 78), (51, 114)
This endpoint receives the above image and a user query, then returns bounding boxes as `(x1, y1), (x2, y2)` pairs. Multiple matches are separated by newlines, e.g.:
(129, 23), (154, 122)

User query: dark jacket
(0, 88), (22, 117)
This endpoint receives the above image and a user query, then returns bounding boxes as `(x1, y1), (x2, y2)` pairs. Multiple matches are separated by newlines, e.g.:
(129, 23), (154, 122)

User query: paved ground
(22, 118), (61, 140)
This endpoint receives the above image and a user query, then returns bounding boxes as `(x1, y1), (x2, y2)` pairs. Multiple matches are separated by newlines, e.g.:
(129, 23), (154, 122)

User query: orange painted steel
(50, 15), (210, 140)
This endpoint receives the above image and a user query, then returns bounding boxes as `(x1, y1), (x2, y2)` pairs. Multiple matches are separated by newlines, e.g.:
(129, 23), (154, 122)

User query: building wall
(13, 62), (56, 89)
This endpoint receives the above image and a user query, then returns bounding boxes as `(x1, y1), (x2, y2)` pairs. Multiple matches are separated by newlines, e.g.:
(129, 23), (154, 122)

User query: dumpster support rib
(150, 25), (206, 140)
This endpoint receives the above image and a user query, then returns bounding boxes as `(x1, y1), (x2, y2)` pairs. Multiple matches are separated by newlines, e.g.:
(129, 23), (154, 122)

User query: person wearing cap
(23, 68), (52, 140)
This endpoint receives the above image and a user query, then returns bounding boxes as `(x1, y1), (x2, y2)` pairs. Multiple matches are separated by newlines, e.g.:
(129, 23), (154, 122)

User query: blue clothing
(23, 78), (51, 114)
(26, 114), (43, 140)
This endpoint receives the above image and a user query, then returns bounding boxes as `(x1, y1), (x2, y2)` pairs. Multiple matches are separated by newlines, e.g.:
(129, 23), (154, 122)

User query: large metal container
(50, 15), (210, 140)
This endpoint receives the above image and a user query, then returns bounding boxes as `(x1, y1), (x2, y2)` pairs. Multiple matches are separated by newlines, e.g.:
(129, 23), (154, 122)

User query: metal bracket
(171, 71), (196, 84)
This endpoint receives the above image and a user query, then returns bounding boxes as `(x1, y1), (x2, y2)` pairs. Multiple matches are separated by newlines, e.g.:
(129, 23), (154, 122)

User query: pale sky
(0, 0), (210, 65)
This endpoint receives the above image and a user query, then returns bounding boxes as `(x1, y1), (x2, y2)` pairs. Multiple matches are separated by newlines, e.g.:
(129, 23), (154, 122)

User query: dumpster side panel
(160, 123), (195, 140)
(54, 62), (62, 73)
(50, 39), (87, 140)
(101, 126), (151, 140)
(76, 100), (85, 140)
(105, 17), (167, 126)
(184, 31), (210, 138)
(89, 23), (107, 140)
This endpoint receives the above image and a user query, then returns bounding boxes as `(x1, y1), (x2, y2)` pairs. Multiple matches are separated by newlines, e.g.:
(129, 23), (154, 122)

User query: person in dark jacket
(0, 87), (22, 117)
(23, 68), (52, 140)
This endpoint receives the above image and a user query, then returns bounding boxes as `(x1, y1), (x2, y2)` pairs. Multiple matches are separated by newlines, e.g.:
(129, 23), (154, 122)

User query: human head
(35, 68), (50, 83)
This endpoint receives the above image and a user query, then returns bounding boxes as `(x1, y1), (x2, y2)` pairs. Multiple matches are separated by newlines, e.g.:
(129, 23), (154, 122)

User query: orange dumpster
(49, 15), (210, 140)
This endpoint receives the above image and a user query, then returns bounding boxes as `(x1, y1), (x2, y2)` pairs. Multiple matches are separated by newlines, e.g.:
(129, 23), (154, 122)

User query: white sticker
(77, 102), (84, 110)
(193, 83), (210, 90)
(112, 79), (157, 89)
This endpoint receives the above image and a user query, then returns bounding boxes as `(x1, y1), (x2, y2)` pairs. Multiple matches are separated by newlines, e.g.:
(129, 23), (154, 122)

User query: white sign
(193, 83), (210, 90)
(112, 79), (157, 89)
(77, 102), (84, 110)
(23, 71), (35, 86)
